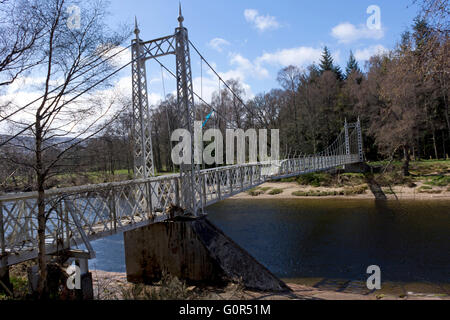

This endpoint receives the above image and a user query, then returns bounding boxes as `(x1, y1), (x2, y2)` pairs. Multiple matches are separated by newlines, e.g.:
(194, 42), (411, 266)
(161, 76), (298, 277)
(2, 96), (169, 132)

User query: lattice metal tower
(356, 117), (364, 162)
(175, 6), (203, 215)
(131, 6), (203, 215)
(344, 118), (350, 156)
(131, 18), (154, 178)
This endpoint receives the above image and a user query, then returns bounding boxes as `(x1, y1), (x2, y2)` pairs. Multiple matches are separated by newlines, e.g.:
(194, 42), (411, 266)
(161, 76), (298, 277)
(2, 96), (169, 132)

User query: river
(88, 199), (450, 293)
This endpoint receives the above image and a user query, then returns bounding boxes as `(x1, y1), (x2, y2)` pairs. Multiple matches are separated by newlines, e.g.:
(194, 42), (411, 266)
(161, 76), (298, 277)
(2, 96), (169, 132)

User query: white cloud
(113, 76), (162, 106)
(244, 9), (280, 32)
(208, 38), (231, 52)
(331, 22), (384, 43)
(191, 54), (263, 103)
(193, 45), (333, 103)
(257, 47), (322, 67)
(229, 53), (269, 79)
(0, 75), (138, 135)
(97, 45), (131, 68)
(354, 45), (388, 61)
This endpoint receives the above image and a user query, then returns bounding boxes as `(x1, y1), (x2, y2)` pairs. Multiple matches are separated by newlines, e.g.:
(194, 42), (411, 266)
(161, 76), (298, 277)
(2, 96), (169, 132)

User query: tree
(319, 46), (343, 80)
(414, 0), (449, 35)
(345, 51), (360, 79)
(0, 0), (129, 297)
(277, 66), (301, 150)
(319, 46), (334, 72)
(0, 0), (45, 87)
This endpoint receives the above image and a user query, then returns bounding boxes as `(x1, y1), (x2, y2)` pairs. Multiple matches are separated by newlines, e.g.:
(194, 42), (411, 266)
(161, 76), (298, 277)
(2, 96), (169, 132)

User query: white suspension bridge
(0, 7), (364, 270)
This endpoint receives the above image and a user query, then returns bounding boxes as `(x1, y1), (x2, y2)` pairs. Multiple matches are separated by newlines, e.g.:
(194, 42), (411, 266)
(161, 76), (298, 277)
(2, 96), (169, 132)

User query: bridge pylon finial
(178, 2), (184, 27)
(134, 16), (140, 36)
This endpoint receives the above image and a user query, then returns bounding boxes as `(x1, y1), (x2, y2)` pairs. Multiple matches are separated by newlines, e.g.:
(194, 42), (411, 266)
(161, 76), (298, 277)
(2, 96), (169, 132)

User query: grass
(247, 186), (272, 196)
(367, 159), (450, 167)
(343, 185), (368, 195)
(291, 185), (368, 197)
(120, 272), (194, 300)
(268, 188), (284, 195)
(296, 172), (333, 187)
(0, 275), (28, 300)
(279, 177), (297, 183)
(292, 190), (340, 197)
(418, 185), (442, 194)
(247, 188), (264, 197)
(286, 159), (449, 190)
(423, 176), (450, 187)
(382, 188), (396, 195)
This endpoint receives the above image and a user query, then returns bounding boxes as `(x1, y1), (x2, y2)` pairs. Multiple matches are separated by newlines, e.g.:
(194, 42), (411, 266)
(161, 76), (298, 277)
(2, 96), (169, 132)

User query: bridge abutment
(124, 216), (289, 292)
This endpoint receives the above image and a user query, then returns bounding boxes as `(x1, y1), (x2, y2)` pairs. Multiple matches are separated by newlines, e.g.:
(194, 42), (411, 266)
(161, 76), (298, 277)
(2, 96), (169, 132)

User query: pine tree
(319, 46), (334, 72)
(333, 65), (343, 81)
(345, 51), (360, 78)
(319, 46), (343, 80)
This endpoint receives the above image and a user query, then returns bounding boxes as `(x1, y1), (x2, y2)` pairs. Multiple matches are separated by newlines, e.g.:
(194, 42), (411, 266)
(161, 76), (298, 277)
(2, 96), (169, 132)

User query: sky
(104, 0), (421, 101)
(0, 0), (422, 134)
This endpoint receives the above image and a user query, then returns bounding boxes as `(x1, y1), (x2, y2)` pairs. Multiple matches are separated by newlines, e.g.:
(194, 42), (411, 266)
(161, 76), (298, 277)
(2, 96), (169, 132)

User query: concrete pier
(124, 216), (289, 292)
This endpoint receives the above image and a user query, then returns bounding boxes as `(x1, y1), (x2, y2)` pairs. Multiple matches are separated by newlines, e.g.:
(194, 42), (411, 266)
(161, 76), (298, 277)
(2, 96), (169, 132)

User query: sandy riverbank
(229, 182), (450, 201)
(91, 270), (449, 300)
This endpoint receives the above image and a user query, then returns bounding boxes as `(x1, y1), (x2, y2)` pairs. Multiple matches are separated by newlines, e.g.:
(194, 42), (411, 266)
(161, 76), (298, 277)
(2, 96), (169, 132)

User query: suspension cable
(152, 56), (238, 129)
(188, 40), (265, 125)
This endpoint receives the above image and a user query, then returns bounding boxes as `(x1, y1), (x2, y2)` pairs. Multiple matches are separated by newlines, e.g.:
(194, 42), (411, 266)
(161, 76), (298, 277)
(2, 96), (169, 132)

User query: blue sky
(0, 0), (423, 134)
(105, 0), (421, 101)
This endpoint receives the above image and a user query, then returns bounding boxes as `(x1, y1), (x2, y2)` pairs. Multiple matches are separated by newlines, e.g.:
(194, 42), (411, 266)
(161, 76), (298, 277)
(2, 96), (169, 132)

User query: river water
(89, 199), (450, 292)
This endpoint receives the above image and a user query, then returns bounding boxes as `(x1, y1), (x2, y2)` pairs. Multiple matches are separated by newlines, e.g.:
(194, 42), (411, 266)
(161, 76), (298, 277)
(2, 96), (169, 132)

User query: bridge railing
(199, 163), (269, 207)
(0, 163), (272, 266)
(0, 174), (182, 266)
(273, 154), (361, 179)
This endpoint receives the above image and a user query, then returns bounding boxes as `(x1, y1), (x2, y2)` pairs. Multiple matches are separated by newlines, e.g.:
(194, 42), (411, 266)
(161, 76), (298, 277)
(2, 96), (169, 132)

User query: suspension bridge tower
(130, 5), (203, 215)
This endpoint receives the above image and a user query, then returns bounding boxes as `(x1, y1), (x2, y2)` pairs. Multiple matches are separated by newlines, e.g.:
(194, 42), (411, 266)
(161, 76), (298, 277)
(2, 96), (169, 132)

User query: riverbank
(234, 160), (450, 200)
(231, 181), (450, 200)
(91, 270), (449, 300)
